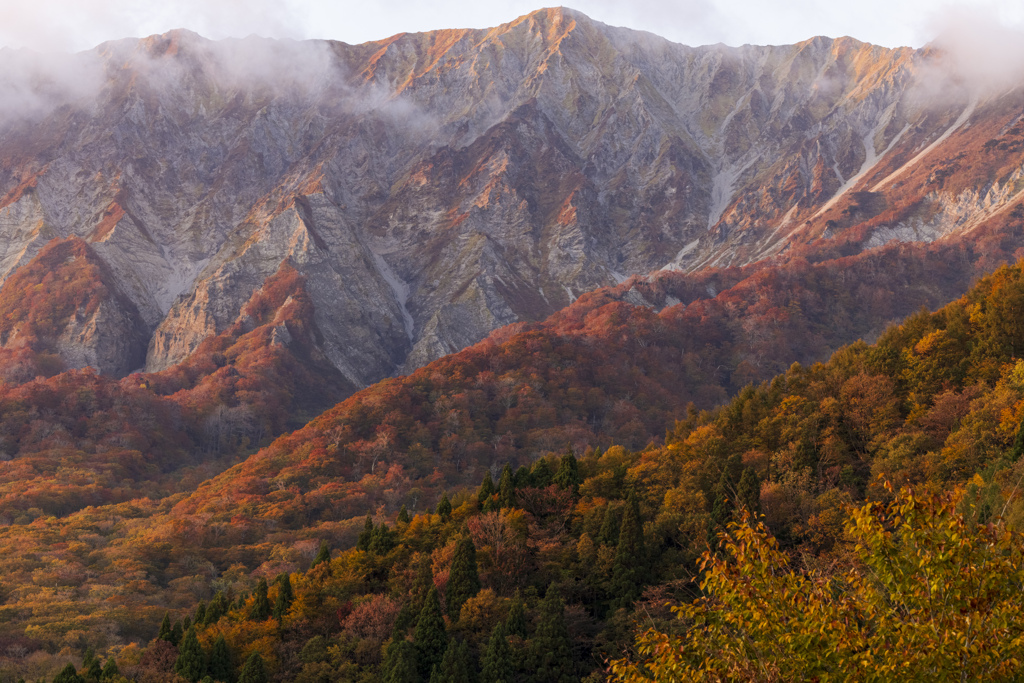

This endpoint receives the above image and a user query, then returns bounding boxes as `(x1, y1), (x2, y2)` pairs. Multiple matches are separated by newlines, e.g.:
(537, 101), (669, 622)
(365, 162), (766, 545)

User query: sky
(0, 0), (1022, 53)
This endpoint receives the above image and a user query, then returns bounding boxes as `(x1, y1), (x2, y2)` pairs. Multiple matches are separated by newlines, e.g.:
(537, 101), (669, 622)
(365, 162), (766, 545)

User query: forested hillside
(9, 239), (1024, 682)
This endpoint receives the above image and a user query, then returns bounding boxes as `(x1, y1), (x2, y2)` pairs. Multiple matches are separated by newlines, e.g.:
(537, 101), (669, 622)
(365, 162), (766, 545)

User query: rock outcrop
(0, 8), (1019, 385)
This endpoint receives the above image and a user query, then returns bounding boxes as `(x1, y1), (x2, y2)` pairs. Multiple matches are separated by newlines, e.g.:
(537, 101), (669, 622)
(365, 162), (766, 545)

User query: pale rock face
(54, 298), (148, 376)
(0, 9), (1014, 386)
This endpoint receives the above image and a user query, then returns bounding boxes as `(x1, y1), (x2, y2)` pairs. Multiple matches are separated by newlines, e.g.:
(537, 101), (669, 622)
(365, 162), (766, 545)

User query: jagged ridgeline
(8, 243), (1024, 681)
(2, 5), (1024, 681)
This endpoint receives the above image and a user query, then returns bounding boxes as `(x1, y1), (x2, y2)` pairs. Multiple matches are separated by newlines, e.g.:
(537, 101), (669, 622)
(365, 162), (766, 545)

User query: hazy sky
(0, 0), (1021, 52)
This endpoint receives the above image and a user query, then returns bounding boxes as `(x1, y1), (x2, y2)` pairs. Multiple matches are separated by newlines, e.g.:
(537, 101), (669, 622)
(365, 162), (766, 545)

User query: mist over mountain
(1, 7), (1020, 393)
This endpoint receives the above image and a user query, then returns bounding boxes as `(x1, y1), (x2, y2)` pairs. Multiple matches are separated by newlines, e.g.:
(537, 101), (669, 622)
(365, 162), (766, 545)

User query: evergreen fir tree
(414, 587), (448, 679)
(527, 588), (574, 683)
(182, 615), (192, 631)
(204, 592), (225, 625)
(505, 591), (527, 638)
(499, 464), (516, 508)
(552, 449), (582, 494)
(311, 540), (331, 570)
(431, 639), (474, 683)
(85, 659), (102, 682)
(513, 465), (531, 490)
(478, 471), (496, 506)
(530, 458), (553, 488)
(599, 504), (620, 546)
(82, 647), (95, 669)
(369, 523), (397, 555)
(273, 573), (295, 620)
(52, 663), (82, 683)
(446, 538), (481, 618)
(356, 516), (374, 551)
(711, 469), (733, 527)
(436, 492), (452, 520)
(171, 620), (184, 646)
(194, 600), (207, 626)
(480, 623), (513, 683)
(249, 578), (271, 621)
(736, 467), (761, 514)
(157, 611), (173, 642)
(609, 494), (645, 609)
(398, 505), (411, 524)
(100, 659), (118, 680)
(237, 652), (268, 683)
(381, 639), (419, 683)
(174, 627), (206, 682)
(208, 635), (233, 683)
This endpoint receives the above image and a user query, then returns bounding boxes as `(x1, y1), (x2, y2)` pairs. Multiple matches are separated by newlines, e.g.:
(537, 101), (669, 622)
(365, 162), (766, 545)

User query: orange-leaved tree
(611, 482), (1024, 682)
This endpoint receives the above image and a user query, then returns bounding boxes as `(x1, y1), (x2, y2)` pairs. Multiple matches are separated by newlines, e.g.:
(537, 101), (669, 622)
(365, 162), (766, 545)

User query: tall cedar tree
(498, 464), (515, 508)
(531, 458), (553, 487)
(171, 620), (184, 646)
(52, 664), (82, 683)
(505, 592), (527, 638)
(446, 538), (481, 618)
(415, 587), (448, 678)
(610, 494), (645, 609)
(528, 589), (574, 683)
(599, 504), (620, 546)
(431, 639), (475, 683)
(208, 635), (233, 683)
(311, 541), (331, 569)
(436, 492), (453, 520)
(83, 647), (95, 668)
(553, 450), (582, 494)
(100, 659), (119, 680)
(85, 659), (102, 682)
(250, 578), (271, 621)
(480, 622), (514, 683)
(357, 516), (374, 551)
(398, 505), (411, 524)
(737, 467), (761, 514)
(157, 612), (173, 642)
(237, 652), (268, 683)
(382, 639), (419, 683)
(273, 573), (294, 620)
(174, 627), (206, 682)
(479, 471), (496, 505)
(194, 600), (207, 625)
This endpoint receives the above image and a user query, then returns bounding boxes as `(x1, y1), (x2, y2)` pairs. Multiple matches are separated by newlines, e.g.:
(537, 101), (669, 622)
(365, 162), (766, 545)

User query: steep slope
(0, 8), (1019, 388)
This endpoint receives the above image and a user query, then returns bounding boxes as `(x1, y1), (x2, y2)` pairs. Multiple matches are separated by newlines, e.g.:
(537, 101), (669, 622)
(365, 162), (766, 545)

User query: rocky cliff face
(0, 8), (1019, 386)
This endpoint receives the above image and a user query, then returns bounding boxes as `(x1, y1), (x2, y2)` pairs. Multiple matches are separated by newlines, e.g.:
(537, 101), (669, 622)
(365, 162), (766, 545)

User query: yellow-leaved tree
(611, 483), (1024, 682)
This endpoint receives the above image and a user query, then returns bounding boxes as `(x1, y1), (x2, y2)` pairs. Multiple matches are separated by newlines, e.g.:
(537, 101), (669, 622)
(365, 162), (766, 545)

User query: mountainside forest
(0, 6), (1024, 683)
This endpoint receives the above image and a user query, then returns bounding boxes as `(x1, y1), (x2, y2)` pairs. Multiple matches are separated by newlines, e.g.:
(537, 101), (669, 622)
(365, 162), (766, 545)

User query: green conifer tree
(194, 600), (207, 626)
(736, 467), (761, 514)
(249, 578), (271, 621)
(513, 465), (531, 489)
(85, 659), (102, 682)
(356, 516), (374, 551)
(415, 587), (448, 678)
(273, 573), (294, 620)
(100, 659), (119, 680)
(157, 612), (173, 642)
(208, 635), (233, 683)
(381, 639), (419, 683)
(505, 592), (527, 638)
(528, 588), (574, 683)
(82, 647), (95, 669)
(446, 538), (481, 618)
(237, 652), (268, 683)
(480, 623), (513, 683)
(52, 663), (82, 683)
(478, 471), (496, 506)
(436, 492), (452, 520)
(370, 523), (397, 555)
(430, 639), (474, 683)
(531, 458), (553, 488)
(599, 504), (620, 546)
(311, 540), (331, 570)
(499, 464), (516, 508)
(398, 505), (411, 524)
(174, 627), (206, 682)
(171, 620), (184, 646)
(552, 449), (582, 494)
(609, 494), (646, 609)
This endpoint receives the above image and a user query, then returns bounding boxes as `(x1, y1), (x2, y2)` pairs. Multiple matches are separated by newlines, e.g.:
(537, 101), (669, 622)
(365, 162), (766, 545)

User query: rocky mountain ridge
(0, 7), (1019, 390)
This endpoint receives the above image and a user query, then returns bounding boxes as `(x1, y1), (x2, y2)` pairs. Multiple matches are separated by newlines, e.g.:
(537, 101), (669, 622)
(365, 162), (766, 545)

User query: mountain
(1, 7), (1020, 391)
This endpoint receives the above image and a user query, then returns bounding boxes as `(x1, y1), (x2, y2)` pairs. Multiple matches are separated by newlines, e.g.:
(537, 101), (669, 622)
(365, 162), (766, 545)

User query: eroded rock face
(0, 9), (1015, 384)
